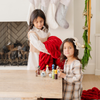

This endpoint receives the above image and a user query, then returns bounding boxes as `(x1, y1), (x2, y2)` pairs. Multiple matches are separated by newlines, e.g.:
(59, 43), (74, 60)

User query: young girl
(27, 9), (50, 70)
(58, 38), (83, 100)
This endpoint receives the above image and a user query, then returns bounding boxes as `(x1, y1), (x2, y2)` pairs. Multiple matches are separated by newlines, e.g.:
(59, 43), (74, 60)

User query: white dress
(27, 26), (50, 70)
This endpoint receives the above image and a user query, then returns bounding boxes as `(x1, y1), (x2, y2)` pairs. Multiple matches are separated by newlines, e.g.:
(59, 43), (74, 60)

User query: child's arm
(64, 61), (82, 84)
(29, 32), (49, 54)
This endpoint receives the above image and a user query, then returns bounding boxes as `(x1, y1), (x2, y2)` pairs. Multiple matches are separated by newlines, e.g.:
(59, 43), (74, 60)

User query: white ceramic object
(41, 71), (46, 77)
(49, 73), (52, 78)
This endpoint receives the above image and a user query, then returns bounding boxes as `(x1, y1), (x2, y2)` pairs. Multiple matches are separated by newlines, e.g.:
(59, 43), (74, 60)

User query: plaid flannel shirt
(63, 59), (83, 100)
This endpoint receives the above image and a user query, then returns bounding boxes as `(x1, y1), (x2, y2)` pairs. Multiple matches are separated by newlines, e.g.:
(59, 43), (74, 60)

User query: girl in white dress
(58, 38), (83, 100)
(27, 9), (50, 70)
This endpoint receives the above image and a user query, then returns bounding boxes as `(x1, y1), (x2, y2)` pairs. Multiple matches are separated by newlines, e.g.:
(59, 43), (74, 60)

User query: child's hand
(58, 70), (66, 78)
(58, 70), (62, 77)
(56, 66), (64, 72)
(60, 69), (64, 72)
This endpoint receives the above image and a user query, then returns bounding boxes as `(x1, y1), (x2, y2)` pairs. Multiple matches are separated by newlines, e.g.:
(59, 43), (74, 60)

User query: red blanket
(39, 36), (64, 70)
(81, 87), (100, 100)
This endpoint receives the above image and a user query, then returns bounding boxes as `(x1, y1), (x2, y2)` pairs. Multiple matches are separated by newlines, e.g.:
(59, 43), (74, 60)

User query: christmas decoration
(81, 0), (92, 70)
(55, 0), (71, 29)
(41, 0), (50, 14)
(46, 0), (58, 29)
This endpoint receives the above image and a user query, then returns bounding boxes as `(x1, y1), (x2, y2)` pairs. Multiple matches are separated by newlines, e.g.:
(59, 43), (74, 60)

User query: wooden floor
(82, 74), (100, 90)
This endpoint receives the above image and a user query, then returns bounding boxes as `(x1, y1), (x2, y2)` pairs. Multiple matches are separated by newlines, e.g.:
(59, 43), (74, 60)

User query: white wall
(94, 0), (100, 75)
(0, 0), (30, 22)
(96, 0), (100, 33)
(74, 0), (96, 74)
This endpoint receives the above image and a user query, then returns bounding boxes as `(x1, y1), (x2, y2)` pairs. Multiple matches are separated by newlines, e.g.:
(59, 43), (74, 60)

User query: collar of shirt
(33, 26), (46, 32)
(65, 59), (68, 64)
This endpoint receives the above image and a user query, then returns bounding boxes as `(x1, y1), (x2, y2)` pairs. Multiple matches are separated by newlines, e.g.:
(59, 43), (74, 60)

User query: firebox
(0, 22), (29, 66)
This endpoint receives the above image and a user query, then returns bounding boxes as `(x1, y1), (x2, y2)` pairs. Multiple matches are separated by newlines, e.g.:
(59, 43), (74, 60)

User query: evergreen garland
(81, 0), (92, 70)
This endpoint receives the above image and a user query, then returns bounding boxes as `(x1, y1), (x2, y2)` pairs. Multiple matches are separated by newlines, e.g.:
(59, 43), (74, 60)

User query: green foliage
(81, 0), (92, 70)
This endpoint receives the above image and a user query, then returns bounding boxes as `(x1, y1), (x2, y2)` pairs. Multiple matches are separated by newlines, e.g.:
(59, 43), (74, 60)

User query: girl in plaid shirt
(58, 38), (83, 100)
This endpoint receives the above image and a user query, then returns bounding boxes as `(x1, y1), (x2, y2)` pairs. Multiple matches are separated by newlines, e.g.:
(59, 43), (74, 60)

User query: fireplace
(0, 22), (29, 66)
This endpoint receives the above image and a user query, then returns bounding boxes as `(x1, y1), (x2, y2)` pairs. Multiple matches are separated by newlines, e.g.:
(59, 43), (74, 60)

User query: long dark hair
(29, 9), (48, 30)
(60, 38), (81, 62)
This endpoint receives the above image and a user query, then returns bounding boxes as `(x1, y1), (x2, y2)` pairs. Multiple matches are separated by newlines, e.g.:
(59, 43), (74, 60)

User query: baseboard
(0, 64), (96, 74)
(83, 63), (95, 74)
(0, 66), (27, 70)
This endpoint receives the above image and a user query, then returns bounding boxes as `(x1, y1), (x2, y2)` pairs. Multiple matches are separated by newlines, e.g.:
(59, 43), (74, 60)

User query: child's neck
(67, 57), (77, 65)
(34, 26), (43, 30)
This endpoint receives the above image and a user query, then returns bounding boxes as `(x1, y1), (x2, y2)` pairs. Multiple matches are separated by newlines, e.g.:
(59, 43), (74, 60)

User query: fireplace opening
(0, 22), (29, 66)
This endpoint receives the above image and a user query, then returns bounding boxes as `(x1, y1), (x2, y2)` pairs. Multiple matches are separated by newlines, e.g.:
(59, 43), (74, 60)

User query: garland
(81, 0), (92, 70)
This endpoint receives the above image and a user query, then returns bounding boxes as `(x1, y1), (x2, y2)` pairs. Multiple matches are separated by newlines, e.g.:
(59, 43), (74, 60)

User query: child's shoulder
(42, 27), (49, 33)
(28, 29), (37, 35)
(74, 60), (81, 66)
(28, 30), (39, 38)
